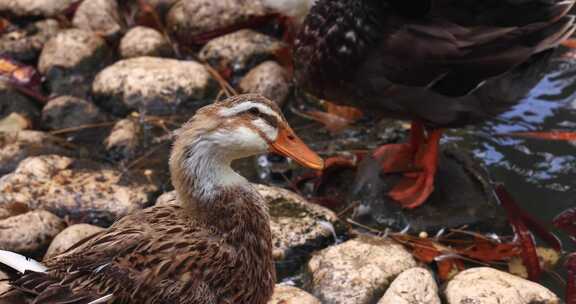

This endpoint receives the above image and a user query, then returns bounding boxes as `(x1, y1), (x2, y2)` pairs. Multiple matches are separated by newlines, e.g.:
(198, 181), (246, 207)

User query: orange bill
(270, 126), (324, 170)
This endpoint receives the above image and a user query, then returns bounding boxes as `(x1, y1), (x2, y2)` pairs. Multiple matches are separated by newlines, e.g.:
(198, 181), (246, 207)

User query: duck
(293, 0), (576, 208)
(0, 94), (324, 304)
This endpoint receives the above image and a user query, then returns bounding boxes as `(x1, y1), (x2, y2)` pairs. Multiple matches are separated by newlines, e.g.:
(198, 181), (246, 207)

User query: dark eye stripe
(245, 107), (279, 128)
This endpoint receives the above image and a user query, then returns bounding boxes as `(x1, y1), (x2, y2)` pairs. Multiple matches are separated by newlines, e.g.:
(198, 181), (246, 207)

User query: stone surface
(120, 26), (173, 59)
(0, 0), (75, 17)
(0, 210), (65, 254)
(73, 0), (124, 40)
(268, 285), (320, 304)
(0, 131), (72, 176)
(445, 267), (559, 304)
(38, 29), (111, 96)
(0, 19), (60, 61)
(42, 96), (107, 130)
(199, 29), (285, 76)
(44, 224), (105, 259)
(378, 268), (440, 304)
(0, 155), (159, 226)
(92, 57), (215, 115)
(0, 113), (32, 132)
(0, 81), (39, 125)
(104, 118), (142, 160)
(167, 0), (266, 42)
(306, 235), (417, 304)
(239, 61), (290, 106)
(147, 0), (179, 17)
(255, 184), (345, 278)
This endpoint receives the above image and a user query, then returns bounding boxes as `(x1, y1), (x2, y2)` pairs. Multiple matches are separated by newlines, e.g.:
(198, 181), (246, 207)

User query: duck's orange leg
(373, 121), (443, 208)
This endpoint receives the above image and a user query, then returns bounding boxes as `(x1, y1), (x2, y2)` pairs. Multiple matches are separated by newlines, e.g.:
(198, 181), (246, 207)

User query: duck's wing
(373, 0), (575, 96)
(5, 205), (233, 304)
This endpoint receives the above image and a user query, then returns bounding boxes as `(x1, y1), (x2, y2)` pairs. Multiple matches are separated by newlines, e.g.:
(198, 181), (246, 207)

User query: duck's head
(172, 94), (324, 171)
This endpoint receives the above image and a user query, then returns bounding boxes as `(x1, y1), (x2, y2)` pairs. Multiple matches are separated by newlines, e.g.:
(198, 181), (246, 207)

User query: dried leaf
(554, 208), (576, 240)
(323, 101), (363, 122)
(0, 56), (46, 103)
(567, 254), (576, 304)
(304, 111), (353, 133)
(136, 0), (164, 33)
(562, 39), (576, 49)
(505, 131), (576, 142)
(437, 258), (464, 281)
(462, 238), (521, 262)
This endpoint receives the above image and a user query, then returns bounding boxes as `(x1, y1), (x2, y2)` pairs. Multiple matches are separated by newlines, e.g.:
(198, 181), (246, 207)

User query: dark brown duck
(294, 0), (576, 208)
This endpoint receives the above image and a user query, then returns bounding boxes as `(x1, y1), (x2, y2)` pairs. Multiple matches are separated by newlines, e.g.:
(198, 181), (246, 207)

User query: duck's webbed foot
(373, 121), (443, 209)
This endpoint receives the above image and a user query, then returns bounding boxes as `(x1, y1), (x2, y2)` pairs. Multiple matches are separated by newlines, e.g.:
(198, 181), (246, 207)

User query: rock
(378, 268), (440, 304)
(38, 29), (111, 96)
(104, 118), (142, 160)
(0, 0), (76, 17)
(254, 184), (345, 278)
(199, 29), (286, 76)
(155, 191), (177, 206)
(0, 81), (39, 125)
(0, 113), (32, 132)
(239, 61), (290, 106)
(119, 26), (173, 59)
(44, 224), (105, 259)
(0, 131), (72, 176)
(306, 235), (417, 304)
(0, 155), (159, 226)
(42, 96), (107, 130)
(72, 0), (124, 41)
(92, 57), (215, 115)
(0, 19), (60, 61)
(147, 0), (179, 17)
(0, 210), (65, 255)
(268, 285), (320, 304)
(167, 0), (266, 42)
(445, 267), (559, 304)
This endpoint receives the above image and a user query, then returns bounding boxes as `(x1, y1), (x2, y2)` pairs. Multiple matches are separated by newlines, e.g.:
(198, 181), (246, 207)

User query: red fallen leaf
(567, 254), (576, 304)
(0, 56), (46, 103)
(437, 258), (465, 281)
(135, 0), (164, 33)
(495, 185), (542, 281)
(304, 111), (353, 134)
(562, 39), (576, 49)
(553, 207), (576, 240)
(323, 101), (364, 122)
(462, 238), (521, 262)
(0, 18), (10, 34)
(505, 131), (576, 142)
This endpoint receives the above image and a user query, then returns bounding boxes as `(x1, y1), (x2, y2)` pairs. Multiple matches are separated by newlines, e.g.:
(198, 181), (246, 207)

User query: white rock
(306, 235), (418, 304)
(445, 267), (559, 304)
(378, 267), (440, 304)
(0, 0), (75, 17)
(92, 57), (215, 115)
(44, 224), (105, 259)
(268, 285), (320, 304)
(240, 61), (291, 106)
(120, 26), (173, 59)
(73, 0), (124, 40)
(0, 210), (66, 254)
(42, 96), (106, 130)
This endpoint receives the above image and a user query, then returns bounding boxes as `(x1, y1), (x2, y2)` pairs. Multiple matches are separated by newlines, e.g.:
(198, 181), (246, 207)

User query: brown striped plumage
(0, 94), (320, 304)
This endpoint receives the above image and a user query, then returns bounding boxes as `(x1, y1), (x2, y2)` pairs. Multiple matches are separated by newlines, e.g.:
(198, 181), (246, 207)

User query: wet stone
(0, 0), (75, 17)
(255, 184), (346, 279)
(0, 19), (60, 62)
(305, 235), (417, 304)
(239, 61), (291, 106)
(0, 81), (39, 126)
(0, 155), (159, 226)
(92, 56), (215, 115)
(38, 29), (111, 97)
(268, 285), (320, 304)
(72, 0), (124, 41)
(0, 130), (73, 176)
(378, 267), (440, 304)
(167, 0), (266, 42)
(349, 146), (508, 234)
(44, 224), (105, 259)
(199, 29), (286, 77)
(445, 267), (559, 304)
(0, 210), (65, 255)
(120, 26), (173, 59)
(104, 118), (142, 161)
(42, 96), (107, 130)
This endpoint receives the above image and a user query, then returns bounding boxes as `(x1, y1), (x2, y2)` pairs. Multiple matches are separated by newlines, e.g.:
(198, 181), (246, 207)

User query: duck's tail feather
(0, 250), (46, 274)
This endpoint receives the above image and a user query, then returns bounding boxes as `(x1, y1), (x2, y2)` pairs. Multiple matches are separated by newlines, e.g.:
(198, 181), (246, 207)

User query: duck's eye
(248, 107), (261, 116)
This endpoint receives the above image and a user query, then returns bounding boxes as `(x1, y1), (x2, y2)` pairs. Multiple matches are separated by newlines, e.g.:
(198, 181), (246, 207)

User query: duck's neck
(170, 134), (271, 241)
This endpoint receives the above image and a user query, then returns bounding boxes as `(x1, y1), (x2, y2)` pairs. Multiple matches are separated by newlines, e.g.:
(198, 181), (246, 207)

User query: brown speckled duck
(294, 0), (576, 208)
(0, 94), (324, 304)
